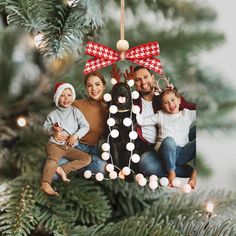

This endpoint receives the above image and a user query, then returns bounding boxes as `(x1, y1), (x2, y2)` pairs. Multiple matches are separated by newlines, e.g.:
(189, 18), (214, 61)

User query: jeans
(53, 142), (106, 180)
(139, 150), (193, 178)
(160, 137), (196, 172)
(139, 126), (196, 178)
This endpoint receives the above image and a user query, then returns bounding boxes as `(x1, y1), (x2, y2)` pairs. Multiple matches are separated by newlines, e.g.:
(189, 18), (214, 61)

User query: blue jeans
(53, 142), (106, 180)
(160, 137), (196, 172)
(139, 150), (193, 178)
(139, 126), (196, 178)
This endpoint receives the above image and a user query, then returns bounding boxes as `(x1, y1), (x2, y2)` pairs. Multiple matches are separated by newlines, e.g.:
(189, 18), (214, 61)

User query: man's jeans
(139, 126), (196, 177)
(53, 142), (106, 180)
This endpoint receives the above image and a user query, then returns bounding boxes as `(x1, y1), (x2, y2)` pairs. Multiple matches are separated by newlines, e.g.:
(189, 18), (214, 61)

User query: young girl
(41, 82), (91, 196)
(136, 88), (196, 188)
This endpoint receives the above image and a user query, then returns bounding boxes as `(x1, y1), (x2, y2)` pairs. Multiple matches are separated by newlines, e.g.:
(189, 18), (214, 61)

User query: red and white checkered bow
(84, 41), (163, 75)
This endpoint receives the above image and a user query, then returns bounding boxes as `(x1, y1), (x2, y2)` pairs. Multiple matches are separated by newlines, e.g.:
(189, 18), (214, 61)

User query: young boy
(136, 88), (196, 189)
(41, 82), (91, 196)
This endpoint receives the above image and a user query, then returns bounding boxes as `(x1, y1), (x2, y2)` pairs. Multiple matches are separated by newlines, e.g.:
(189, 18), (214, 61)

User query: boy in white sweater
(136, 88), (196, 188)
(41, 82), (91, 196)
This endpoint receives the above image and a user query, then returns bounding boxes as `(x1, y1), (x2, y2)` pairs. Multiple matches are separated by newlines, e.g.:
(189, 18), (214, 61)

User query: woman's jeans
(139, 126), (196, 178)
(53, 142), (106, 180)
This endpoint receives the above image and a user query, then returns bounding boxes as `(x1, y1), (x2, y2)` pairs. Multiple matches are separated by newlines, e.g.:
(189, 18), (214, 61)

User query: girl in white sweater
(136, 88), (196, 188)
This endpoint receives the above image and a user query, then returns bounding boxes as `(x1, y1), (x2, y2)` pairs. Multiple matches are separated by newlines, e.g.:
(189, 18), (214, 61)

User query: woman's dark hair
(84, 71), (106, 86)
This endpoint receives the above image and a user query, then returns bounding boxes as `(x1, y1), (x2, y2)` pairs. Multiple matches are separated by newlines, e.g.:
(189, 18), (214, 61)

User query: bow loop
(86, 42), (120, 60)
(125, 42), (160, 60)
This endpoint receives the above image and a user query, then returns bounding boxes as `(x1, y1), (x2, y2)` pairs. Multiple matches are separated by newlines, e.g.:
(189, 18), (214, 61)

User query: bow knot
(84, 42), (163, 75)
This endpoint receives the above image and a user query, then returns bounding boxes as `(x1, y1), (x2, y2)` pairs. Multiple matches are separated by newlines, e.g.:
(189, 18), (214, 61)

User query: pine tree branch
(5, 0), (42, 33)
(99, 179), (162, 218)
(39, 0), (84, 57)
(81, 0), (104, 30)
(0, 174), (41, 235)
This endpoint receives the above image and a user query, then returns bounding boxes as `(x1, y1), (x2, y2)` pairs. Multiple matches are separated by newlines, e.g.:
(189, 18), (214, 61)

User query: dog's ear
(124, 66), (135, 82)
(110, 64), (121, 83)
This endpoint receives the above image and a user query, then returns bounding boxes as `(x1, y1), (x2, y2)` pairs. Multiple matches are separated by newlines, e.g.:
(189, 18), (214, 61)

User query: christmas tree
(1, 0), (236, 235)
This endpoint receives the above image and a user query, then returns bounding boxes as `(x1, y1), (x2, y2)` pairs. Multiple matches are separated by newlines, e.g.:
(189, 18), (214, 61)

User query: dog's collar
(117, 109), (131, 113)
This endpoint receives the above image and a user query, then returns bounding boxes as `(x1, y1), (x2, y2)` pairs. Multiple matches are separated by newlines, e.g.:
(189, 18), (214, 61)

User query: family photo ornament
(79, 0), (196, 193)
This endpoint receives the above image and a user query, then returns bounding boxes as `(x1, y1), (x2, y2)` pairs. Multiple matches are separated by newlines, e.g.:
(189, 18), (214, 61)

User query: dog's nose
(120, 87), (127, 93)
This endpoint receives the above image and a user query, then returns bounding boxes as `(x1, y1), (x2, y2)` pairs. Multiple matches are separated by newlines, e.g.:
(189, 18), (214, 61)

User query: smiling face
(134, 68), (155, 96)
(58, 88), (74, 108)
(161, 90), (181, 114)
(85, 75), (106, 101)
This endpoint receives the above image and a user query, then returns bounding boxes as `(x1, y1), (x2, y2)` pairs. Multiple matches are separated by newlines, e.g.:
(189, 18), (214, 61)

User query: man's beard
(139, 84), (154, 96)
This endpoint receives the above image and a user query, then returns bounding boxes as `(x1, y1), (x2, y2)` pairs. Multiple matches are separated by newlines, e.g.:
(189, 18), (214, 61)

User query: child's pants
(41, 142), (91, 184)
(159, 137), (196, 172)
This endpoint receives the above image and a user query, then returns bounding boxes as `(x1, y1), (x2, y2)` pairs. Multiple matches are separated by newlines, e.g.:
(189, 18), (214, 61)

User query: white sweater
(43, 106), (89, 146)
(136, 109), (196, 148)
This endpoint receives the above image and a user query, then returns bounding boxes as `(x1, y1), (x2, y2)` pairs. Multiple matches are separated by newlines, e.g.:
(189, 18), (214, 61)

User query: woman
(54, 71), (108, 177)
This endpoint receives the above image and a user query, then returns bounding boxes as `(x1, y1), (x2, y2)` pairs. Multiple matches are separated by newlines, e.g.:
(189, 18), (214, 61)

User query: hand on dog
(66, 135), (78, 146)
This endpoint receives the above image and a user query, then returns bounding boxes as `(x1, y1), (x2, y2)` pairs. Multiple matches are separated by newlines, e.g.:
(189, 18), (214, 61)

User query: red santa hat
(53, 82), (76, 106)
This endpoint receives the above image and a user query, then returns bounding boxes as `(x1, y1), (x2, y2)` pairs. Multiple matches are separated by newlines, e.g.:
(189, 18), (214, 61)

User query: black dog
(107, 82), (137, 175)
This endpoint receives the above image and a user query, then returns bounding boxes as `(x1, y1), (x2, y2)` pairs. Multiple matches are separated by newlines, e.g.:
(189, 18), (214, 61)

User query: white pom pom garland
(135, 173), (144, 181)
(122, 166), (131, 176)
(127, 79), (134, 87)
(149, 180), (158, 190)
(110, 129), (119, 138)
(95, 172), (104, 181)
(138, 177), (147, 186)
(131, 154), (140, 163)
(107, 117), (115, 126)
(126, 142), (135, 151)
(101, 152), (110, 160)
(103, 93), (112, 102)
(101, 143), (110, 152)
(132, 91), (139, 99)
(123, 117), (132, 127)
(160, 177), (169, 187)
(106, 163), (114, 172)
(149, 175), (158, 182)
(109, 171), (118, 179)
(129, 131), (138, 140)
(84, 170), (92, 179)
(109, 105), (118, 114)
(132, 105), (140, 114)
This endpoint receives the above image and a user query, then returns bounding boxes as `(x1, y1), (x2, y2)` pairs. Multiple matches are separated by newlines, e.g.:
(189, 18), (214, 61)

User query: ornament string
(120, 0), (125, 40)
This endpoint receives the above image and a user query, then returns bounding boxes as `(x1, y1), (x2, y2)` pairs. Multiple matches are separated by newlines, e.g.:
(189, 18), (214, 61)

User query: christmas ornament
(80, 0), (195, 194)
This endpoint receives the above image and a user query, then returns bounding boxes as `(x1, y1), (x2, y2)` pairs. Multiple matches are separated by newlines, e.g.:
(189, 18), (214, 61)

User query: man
(133, 66), (196, 185)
